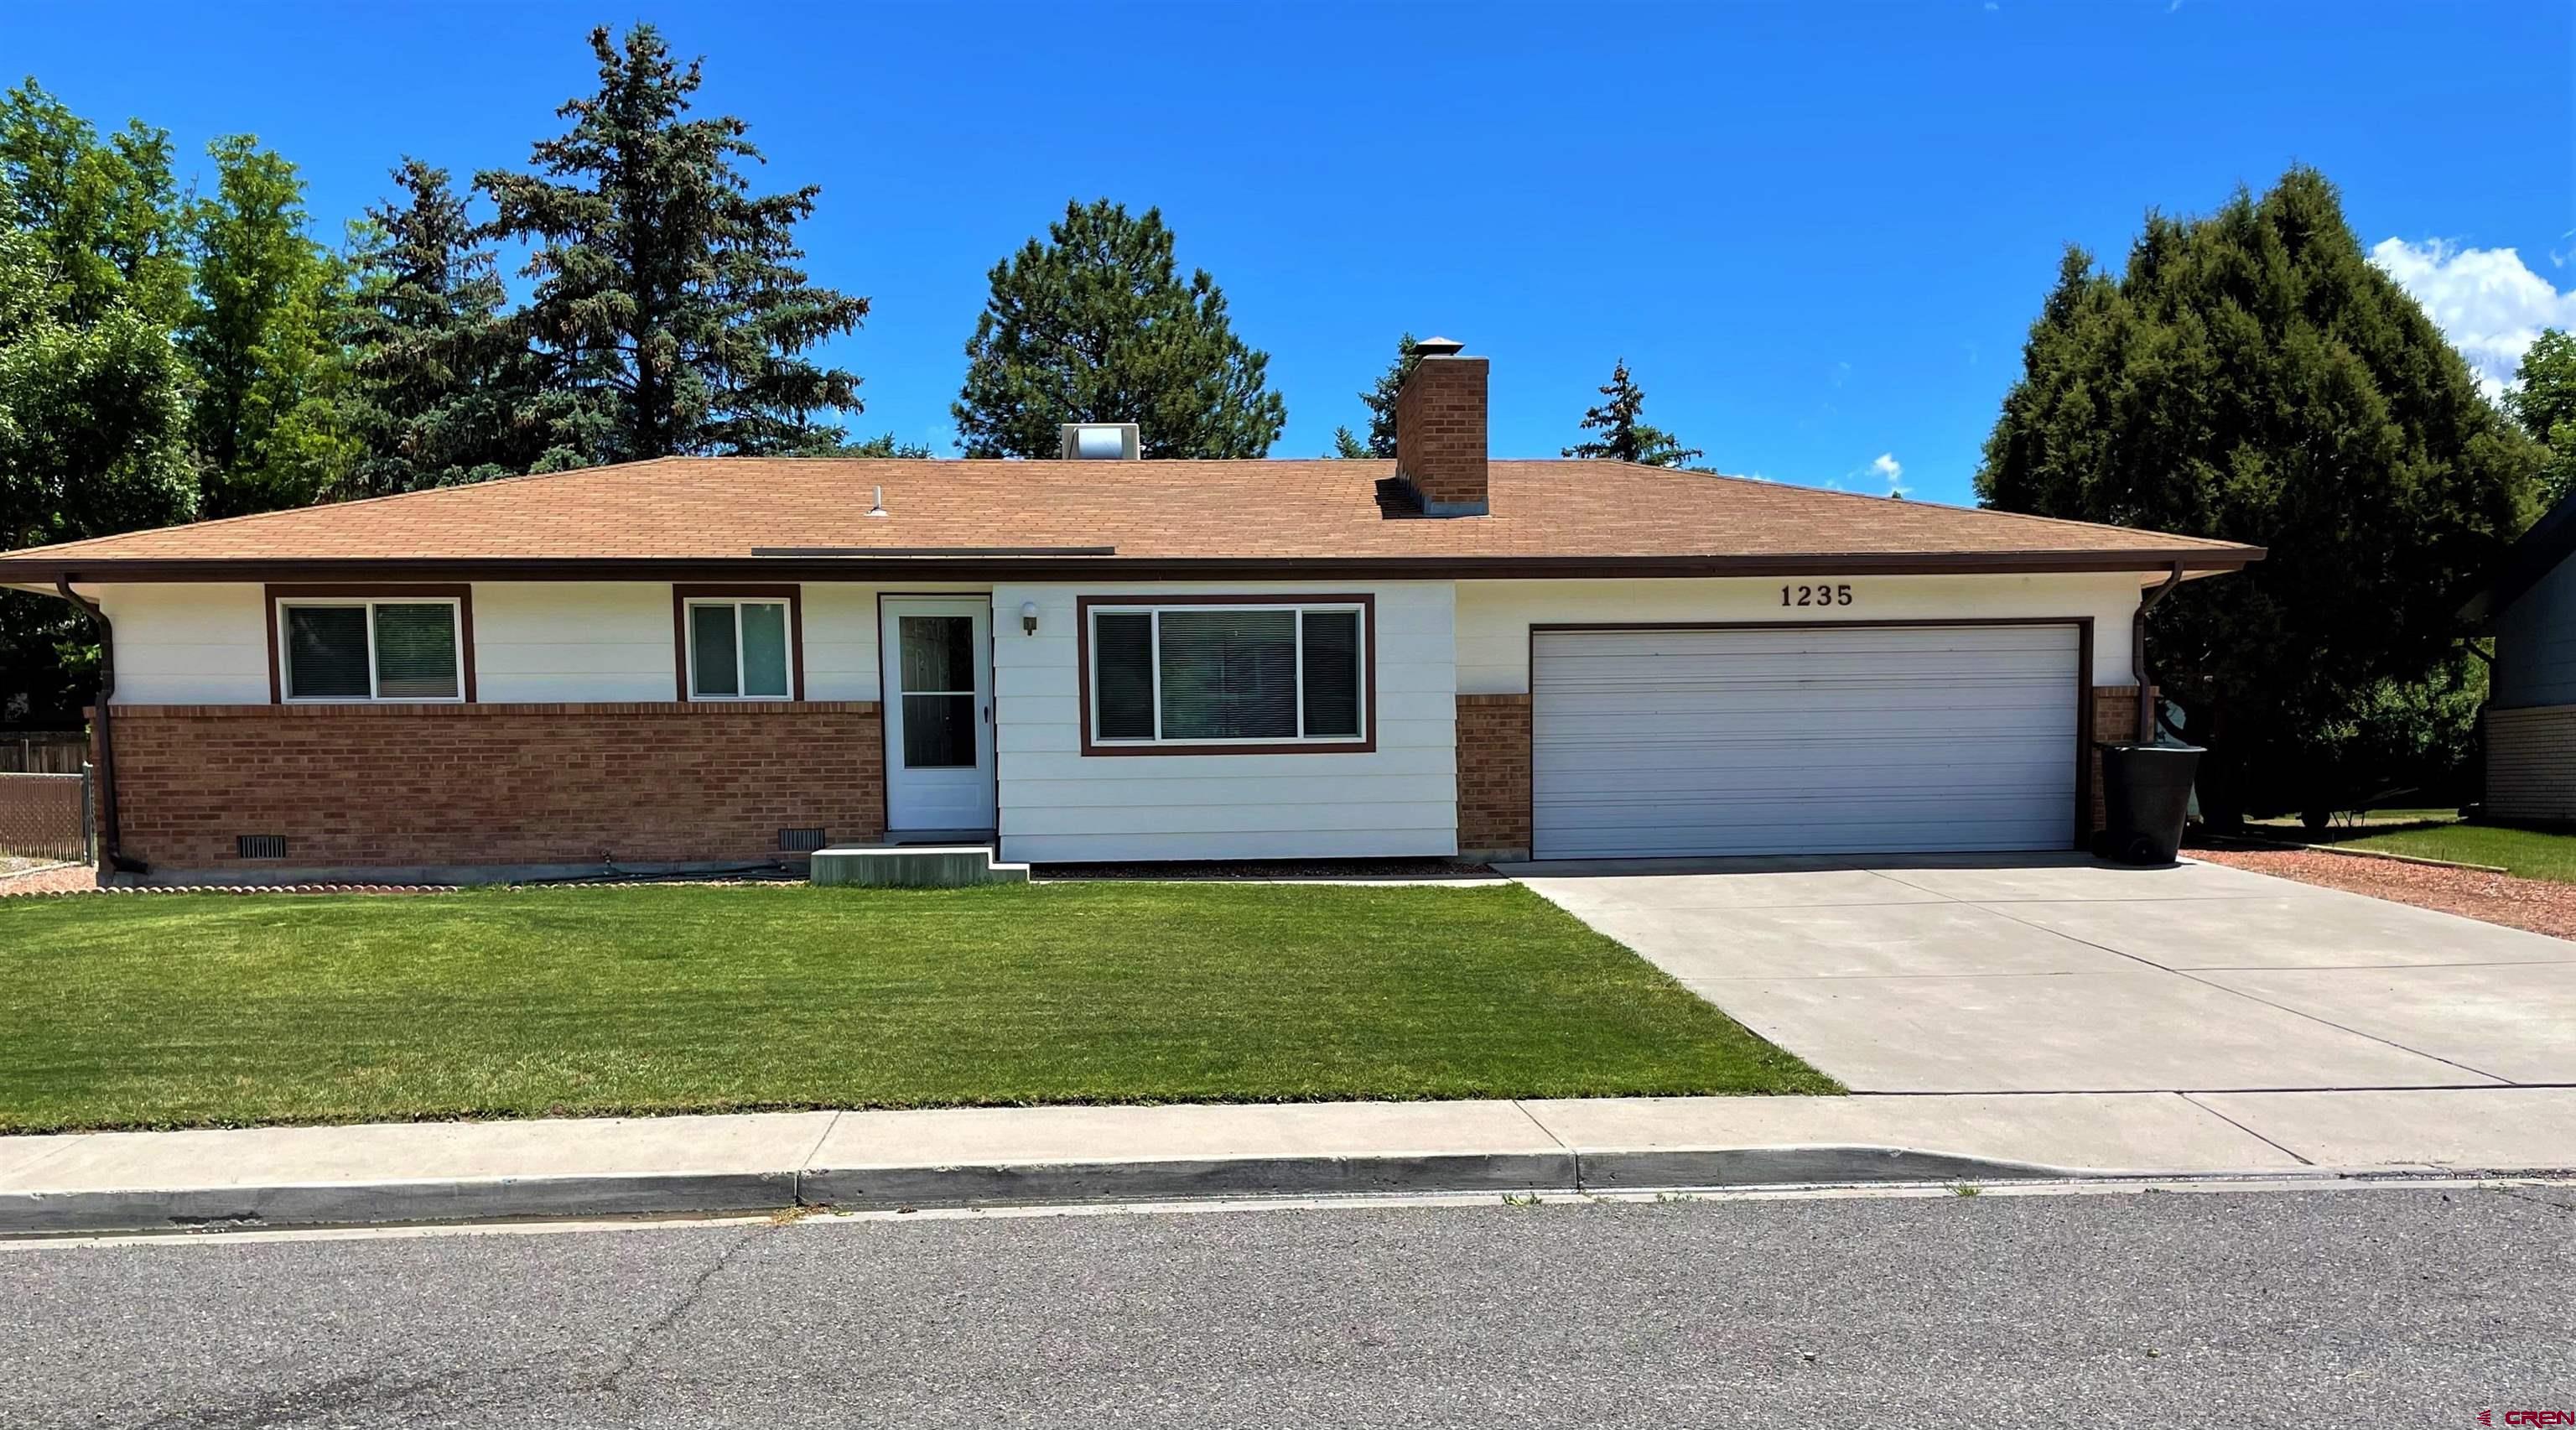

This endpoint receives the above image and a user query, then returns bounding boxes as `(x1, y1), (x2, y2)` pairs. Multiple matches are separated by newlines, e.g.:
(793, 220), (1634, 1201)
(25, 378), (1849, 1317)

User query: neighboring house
(0, 342), (2262, 881)
(2463, 489), (2576, 823)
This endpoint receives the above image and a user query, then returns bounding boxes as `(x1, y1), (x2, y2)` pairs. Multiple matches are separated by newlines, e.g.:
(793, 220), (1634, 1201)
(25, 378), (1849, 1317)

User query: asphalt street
(3, 1184), (2570, 1428)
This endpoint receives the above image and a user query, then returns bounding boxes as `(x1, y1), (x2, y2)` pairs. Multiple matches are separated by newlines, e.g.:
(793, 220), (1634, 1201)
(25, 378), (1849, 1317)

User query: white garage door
(1531, 623), (2081, 859)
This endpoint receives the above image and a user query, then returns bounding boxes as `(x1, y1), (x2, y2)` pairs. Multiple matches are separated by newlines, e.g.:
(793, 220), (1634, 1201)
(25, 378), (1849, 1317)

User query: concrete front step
(809, 845), (1030, 888)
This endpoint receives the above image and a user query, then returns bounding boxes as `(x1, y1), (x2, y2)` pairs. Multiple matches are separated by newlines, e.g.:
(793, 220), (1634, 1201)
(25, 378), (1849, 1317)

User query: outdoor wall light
(1021, 601), (1040, 635)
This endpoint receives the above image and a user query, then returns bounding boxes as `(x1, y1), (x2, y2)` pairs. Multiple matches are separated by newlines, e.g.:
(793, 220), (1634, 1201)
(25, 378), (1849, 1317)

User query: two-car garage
(1529, 621), (2085, 859)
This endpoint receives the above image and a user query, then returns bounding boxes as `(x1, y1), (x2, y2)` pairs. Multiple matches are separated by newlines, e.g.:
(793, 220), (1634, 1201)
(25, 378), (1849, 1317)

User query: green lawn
(2296, 820), (2576, 882)
(0, 882), (1835, 1134)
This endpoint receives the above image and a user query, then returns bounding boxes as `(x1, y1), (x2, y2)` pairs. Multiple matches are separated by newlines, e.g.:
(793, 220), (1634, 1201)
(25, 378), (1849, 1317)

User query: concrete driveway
(1502, 854), (2576, 1094)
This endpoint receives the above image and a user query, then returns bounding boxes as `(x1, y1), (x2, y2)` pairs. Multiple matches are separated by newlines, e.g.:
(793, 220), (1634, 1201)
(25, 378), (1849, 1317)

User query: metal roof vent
(1058, 423), (1141, 460)
(866, 485), (888, 517)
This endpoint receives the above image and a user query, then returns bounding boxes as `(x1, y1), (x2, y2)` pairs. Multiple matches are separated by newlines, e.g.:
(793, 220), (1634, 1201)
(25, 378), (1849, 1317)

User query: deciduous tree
(2509, 329), (2576, 508)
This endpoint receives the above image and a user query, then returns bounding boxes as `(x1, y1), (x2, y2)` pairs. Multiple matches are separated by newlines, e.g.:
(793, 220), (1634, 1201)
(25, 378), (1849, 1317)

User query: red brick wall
(2088, 685), (2152, 834)
(1457, 693), (1531, 857)
(1394, 355), (1489, 512)
(106, 702), (883, 873)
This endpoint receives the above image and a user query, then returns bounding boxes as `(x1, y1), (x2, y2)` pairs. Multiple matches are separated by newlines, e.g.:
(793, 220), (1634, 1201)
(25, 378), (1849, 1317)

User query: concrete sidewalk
(5, 1087), (2574, 1235)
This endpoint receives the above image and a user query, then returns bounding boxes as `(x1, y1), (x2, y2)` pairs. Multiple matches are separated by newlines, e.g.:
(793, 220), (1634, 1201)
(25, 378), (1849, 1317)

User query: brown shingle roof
(0, 457), (2260, 578)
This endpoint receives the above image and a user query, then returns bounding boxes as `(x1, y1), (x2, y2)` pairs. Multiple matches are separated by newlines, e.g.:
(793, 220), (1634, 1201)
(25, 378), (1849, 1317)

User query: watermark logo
(2480, 1412), (2576, 1427)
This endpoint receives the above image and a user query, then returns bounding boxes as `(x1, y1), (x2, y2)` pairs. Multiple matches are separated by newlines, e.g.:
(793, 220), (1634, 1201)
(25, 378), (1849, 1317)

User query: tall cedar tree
(1976, 167), (2542, 825)
(2509, 329), (2576, 507)
(0, 86), (197, 726)
(479, 24), (869, 465)
(1332, 333), (1419, 457)
(340, 160), (553, 495)
(953, 199), (1285, 458)
(181, 133), (360, 517)
(1562, 359), (1703, 466)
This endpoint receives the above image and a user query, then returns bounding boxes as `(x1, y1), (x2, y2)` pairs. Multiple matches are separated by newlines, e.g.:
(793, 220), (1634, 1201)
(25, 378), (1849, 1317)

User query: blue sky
(7, 2), (2571, 504)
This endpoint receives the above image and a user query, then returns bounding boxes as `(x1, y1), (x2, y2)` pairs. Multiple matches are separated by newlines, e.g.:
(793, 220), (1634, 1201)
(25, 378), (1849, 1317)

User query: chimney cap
(1413, 335), (1466, 358)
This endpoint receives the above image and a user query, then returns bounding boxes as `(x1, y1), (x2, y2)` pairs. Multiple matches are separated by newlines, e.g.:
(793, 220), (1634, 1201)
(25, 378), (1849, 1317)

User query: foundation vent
(236, 834), (288, 860)
(779, 827), (829, 853)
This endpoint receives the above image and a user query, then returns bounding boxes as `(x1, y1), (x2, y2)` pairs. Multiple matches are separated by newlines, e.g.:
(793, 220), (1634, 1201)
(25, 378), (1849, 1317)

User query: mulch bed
(2191, 846), (2576, 941)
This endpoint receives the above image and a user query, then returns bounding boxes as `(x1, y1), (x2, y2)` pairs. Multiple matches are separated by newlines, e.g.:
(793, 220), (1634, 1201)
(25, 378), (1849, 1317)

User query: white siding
(991, 581), (1457, 863)
(1455, 574), (2146, 694)
(94, 580), (903, 706)
(2486, 705), (2576, 822)
(95, 583), (270, 704)
(473, 583), (673, 702)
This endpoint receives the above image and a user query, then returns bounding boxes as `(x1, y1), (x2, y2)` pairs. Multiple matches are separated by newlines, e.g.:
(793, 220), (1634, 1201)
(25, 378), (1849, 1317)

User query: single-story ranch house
(0, 343), (2262, 881)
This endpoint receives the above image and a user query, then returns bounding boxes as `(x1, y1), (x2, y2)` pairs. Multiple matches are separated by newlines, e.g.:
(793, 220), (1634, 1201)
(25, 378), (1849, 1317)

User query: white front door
(880, 596), (996, 834)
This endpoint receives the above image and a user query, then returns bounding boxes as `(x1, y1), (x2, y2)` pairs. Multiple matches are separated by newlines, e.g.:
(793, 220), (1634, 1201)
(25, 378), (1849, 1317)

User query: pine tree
(1344, 333), (1419, 457)
(478, 23), (870, 465)
(953, 198), (1285, 459)
(2508, 329), (2576, 507)
(340, 159), (553, 495)
(1561, 358), (1702, 466)
(1976, 166), (2543, 825)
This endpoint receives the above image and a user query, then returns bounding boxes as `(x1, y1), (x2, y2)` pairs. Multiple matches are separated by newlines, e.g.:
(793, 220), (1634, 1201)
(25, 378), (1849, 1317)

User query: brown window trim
(1076, 593), (1377, 757)
(265, 583), (477, 705)
(673, 584), (806, 701)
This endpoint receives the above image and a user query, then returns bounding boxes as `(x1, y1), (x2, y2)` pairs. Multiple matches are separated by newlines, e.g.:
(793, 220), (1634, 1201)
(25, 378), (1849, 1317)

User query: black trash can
(2096, 744), (2203, 865)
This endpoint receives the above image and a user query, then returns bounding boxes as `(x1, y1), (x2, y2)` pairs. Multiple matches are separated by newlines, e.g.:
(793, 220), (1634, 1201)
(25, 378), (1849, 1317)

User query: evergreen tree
(1343, 333), (1419, 457)
(479, 23), (870, 465)
(340, 159), (553, 495)
(181, 133), (359, 516)
(2509, 329), (2576, 507)
(1561, 358), (1702, 466)
(953, 198), (1285, 459)
(1976, 167), (2542, 825)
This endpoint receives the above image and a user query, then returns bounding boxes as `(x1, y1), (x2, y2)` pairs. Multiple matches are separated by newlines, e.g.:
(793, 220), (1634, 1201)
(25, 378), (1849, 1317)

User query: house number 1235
(1781, 583), (1855, 607)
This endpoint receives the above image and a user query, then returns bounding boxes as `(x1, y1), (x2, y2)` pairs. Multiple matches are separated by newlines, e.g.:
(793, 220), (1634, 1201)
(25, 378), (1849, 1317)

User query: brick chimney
(1394, 337), (1488, 516)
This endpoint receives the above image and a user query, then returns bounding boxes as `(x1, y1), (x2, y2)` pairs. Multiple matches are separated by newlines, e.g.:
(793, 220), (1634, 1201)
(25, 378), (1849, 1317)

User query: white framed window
(277, 597), (465, 703)
(685, 598), (795, 700)
(1084, 599), (1368, 751)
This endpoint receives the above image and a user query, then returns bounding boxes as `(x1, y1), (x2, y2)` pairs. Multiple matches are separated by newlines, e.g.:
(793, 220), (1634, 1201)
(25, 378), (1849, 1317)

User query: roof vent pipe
(866, 486), (888, 517)
(1058, 423), (1141, 460)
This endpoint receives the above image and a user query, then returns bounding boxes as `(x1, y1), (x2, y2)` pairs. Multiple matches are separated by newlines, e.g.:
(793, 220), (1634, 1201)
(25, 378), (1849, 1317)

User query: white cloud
(2370, 237), (2576, 401)
(1870, 452), (1908, 496)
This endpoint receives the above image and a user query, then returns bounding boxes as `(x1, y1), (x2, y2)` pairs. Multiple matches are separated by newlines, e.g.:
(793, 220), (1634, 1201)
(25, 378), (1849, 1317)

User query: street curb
(1572, 1145), (2085, 1188)
(800, 1151), (1580, 1210)
(0, 1171), (799, 1236)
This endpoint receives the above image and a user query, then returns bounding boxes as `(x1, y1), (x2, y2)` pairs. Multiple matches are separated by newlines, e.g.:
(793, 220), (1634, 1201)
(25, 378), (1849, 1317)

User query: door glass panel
(902, 693), (975, 767)
(690, 604), (739, 696)
(900, 616), (975, 692)
(740, 602), (789, 697)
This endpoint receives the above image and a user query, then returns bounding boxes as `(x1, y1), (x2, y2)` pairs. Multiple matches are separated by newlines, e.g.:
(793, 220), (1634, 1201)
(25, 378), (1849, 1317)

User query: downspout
(2132, 561), (2184, 744)
(55, 578), (139, 875)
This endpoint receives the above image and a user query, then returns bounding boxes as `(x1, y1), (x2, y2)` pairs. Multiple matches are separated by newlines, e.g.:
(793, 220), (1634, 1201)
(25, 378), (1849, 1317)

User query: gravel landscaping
(2191, 846), (2576, 940)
